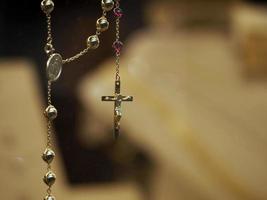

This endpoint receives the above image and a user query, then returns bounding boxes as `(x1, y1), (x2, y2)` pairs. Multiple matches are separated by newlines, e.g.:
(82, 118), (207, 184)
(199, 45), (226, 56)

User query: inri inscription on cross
(102, 80), (133, 139)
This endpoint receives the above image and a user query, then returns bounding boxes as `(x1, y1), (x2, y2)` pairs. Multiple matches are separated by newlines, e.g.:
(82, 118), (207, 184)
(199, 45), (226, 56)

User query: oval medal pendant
(46, 53), (63, 82)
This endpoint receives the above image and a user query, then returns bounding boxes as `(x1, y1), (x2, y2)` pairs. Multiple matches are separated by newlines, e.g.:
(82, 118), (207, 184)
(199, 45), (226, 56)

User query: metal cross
(102, 80), (133, 139)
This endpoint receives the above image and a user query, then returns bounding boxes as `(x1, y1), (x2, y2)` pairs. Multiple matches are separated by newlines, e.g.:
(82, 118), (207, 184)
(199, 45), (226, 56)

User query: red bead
(112, 41), (123, 53)
(114, 7), (123, 18)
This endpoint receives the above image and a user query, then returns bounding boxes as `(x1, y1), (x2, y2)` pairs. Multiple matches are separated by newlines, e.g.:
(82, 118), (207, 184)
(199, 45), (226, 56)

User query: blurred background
(1, 0), (267, 199)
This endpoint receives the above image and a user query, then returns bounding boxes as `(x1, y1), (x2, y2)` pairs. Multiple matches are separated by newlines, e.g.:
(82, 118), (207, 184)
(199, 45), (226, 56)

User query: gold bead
(42, 148), (55, 164)
(44, 105), (57, 120)
(43, 171), (56, 186)
(41, 0), (54, 14)
(87, 35), (100, 49)
(44, 195), (56, 200)
(44, 43), (55, 55)
(96, 17), (109, 32)
(101, 0), (114, 11)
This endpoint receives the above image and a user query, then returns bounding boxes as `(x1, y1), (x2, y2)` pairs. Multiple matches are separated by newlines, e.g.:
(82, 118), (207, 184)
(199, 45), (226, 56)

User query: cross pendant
(102, 80), (133, 139)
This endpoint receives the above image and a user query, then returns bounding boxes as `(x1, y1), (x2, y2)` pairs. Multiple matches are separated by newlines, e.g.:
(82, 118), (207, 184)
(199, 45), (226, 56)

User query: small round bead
(101, 0), (114, 11)
(87, 35), (100, 49)
(44, 43), (55, 55)
(43, 171), (56, 186)
(41, 0), (54, 14)
(42, 148), (55, 164)
(96, 17), (109, 32)
(44, 105), (57, 120)
(44, 195), (56, 200)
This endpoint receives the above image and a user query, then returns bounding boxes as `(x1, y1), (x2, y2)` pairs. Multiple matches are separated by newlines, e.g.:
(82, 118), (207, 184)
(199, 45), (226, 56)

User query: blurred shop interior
(1, 0), (267, 200)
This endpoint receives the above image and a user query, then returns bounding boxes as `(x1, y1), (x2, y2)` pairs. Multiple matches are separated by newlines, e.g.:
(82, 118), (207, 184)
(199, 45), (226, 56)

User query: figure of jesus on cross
(102, 80), (133, 139)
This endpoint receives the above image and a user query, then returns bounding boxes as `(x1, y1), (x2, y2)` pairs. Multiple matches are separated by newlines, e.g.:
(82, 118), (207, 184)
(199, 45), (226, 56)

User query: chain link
(46, 187), (52, 195)
(62, 46), (90, 64)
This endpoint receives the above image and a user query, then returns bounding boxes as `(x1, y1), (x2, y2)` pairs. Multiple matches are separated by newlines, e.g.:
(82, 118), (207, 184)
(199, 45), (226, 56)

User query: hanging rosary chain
(46, 14), (53, 45)
(42, 0), (113, 64)
(47, 81), (52, 105)
(114, 0), (122, 81)
(42, 78), (57, 200)
(115, 20), (120, 81)
(62, 46), (90, 64)
(46, 81), (52, 148)
(41, 1), (116, 199)
(62, 10), (107, 64)
(115, 16), (120, 80)
(62, 11), (107, 64)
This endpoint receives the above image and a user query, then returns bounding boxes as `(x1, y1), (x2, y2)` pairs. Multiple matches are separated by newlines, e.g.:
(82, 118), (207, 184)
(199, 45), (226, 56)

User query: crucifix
(102, 79), (133, 139)
(102, 0), (133, 139)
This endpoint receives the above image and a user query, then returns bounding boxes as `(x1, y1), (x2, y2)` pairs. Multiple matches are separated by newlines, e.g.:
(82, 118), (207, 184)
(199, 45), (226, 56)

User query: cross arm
(121, 96), (133, 101)
(101, 96), (116, 101)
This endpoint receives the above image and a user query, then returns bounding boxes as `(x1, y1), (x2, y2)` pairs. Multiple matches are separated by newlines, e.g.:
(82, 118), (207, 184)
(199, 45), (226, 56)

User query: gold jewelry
(102, 0), (133, 139)
(41, 1), (115, 200)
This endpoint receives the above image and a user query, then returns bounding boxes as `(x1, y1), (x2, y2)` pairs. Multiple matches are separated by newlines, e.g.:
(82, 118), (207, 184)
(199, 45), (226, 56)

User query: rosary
(40, 0), (132, 200)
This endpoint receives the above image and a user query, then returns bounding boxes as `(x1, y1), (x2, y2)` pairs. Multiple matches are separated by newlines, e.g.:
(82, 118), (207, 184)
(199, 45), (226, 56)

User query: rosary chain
(42, 79), (56, 200)
(47, 81), (52, 148)
(115, 0), (121, 81)
(46, 14), (53, 44)
(47, 81), (52, 105)
(41, 1), (116, 199)
(45, 8), (108, 63)
(62, 46), (90, 64)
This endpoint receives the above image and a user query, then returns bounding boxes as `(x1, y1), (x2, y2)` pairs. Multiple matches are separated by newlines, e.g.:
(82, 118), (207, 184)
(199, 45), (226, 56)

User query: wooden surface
(79, 28), (267, 200)
(0, 60), (143, 200)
